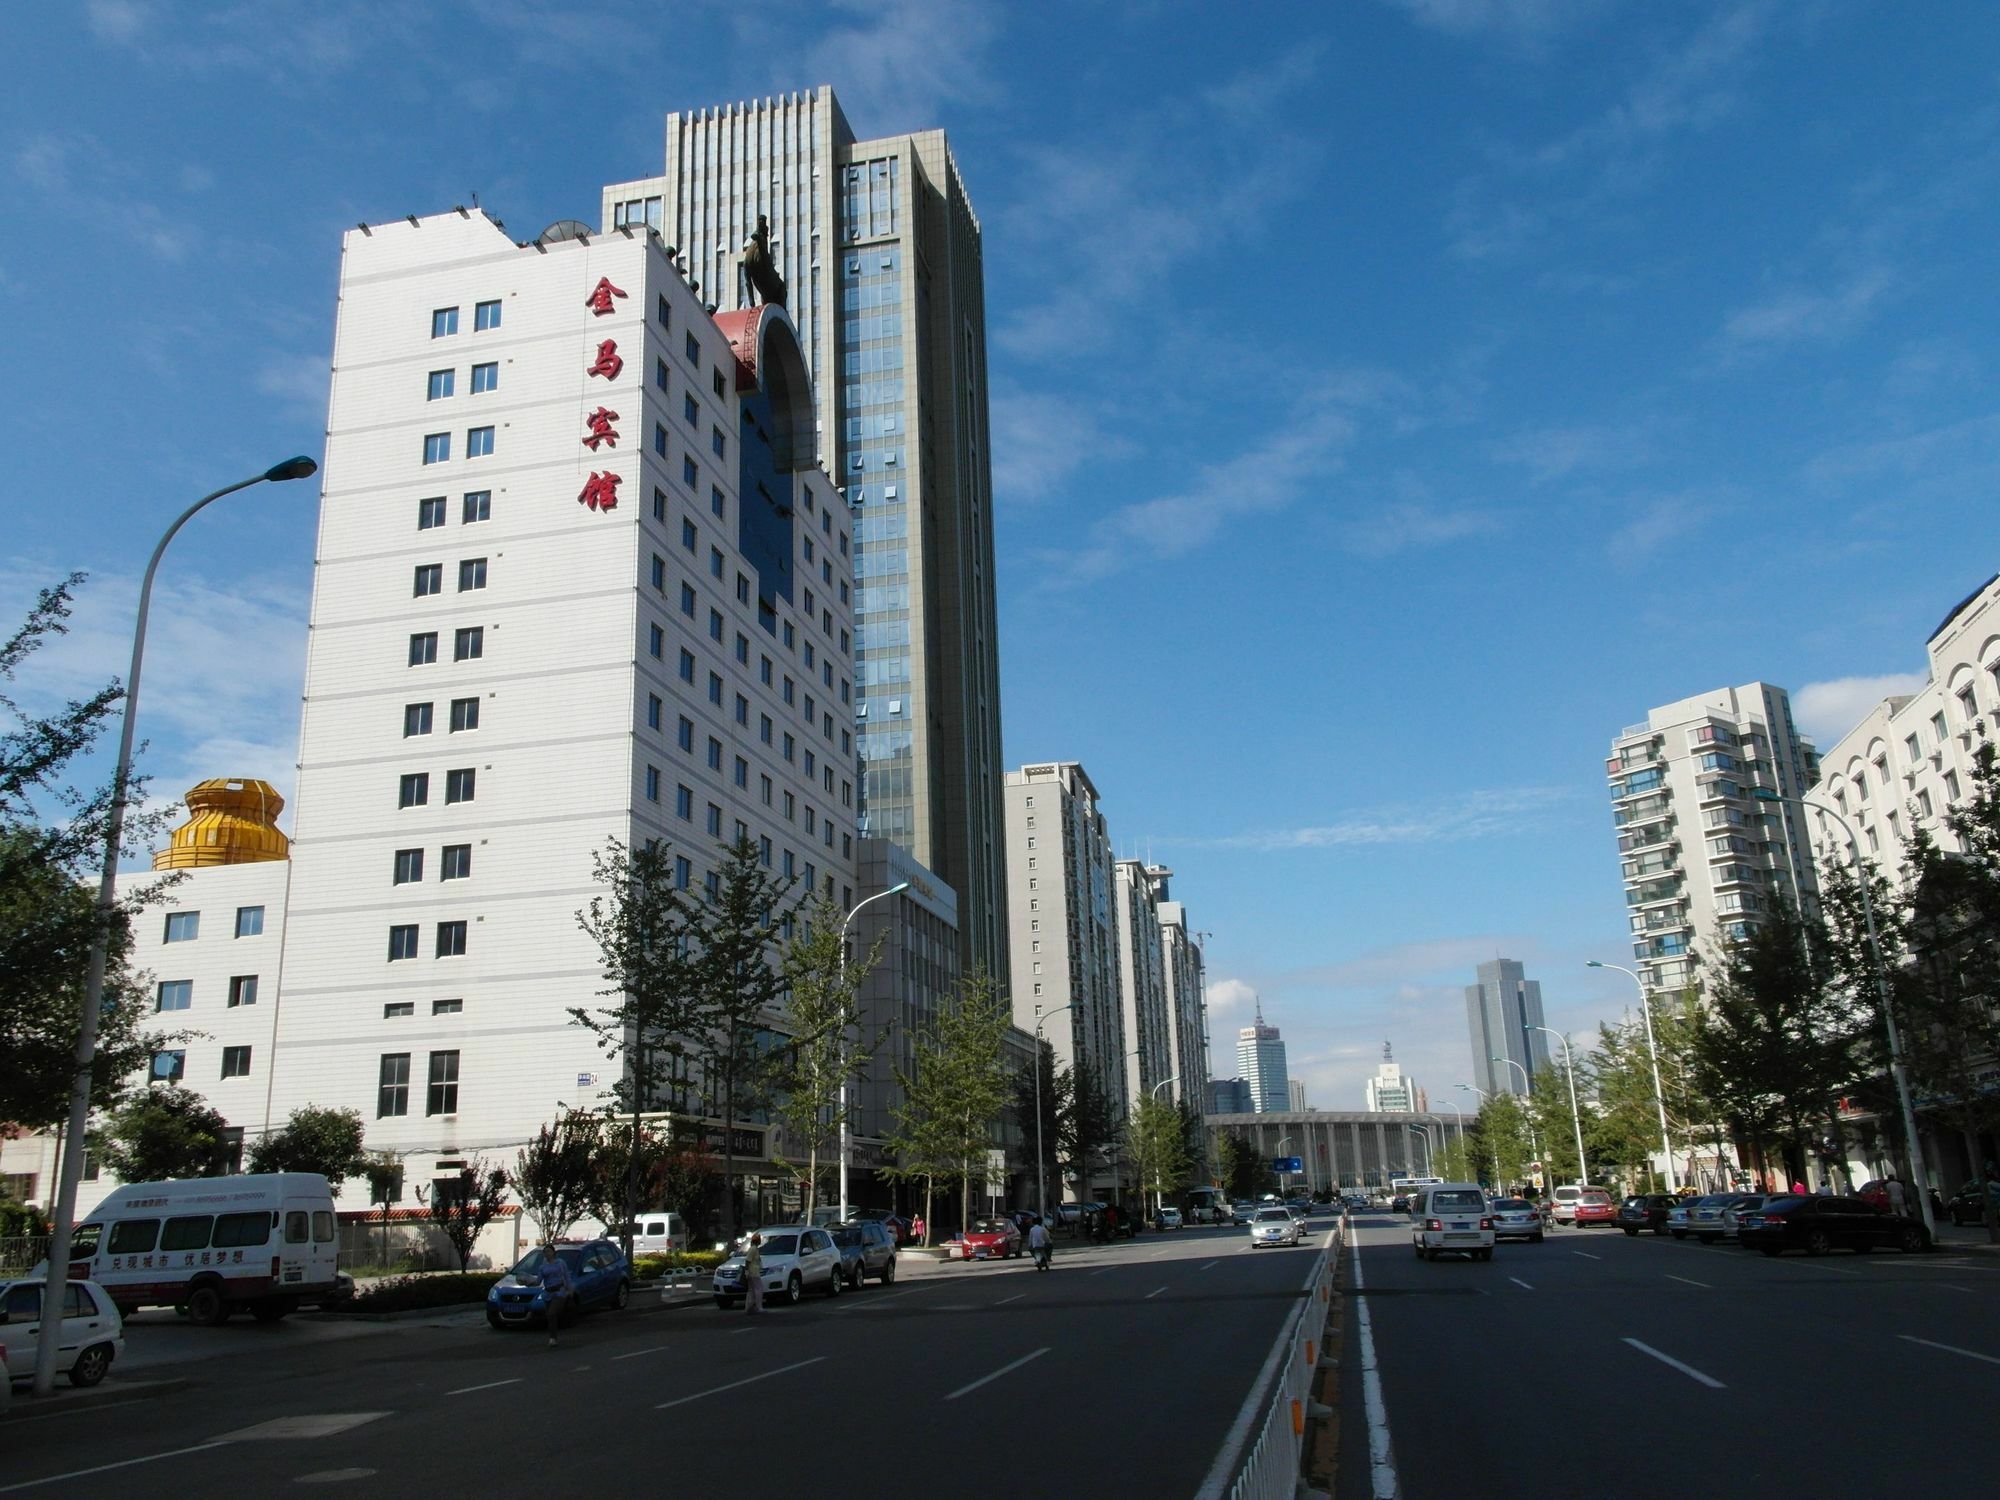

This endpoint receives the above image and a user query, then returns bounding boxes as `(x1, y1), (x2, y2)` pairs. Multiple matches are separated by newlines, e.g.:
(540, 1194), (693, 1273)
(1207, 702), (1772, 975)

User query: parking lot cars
(1685, 1193), (1752, 1243)
(1549, 1185), (1584, 1225)
(1946, 1180), (2000, 1226)
(961, 1217), (1023, 1260)
(1669, 1195), (1723, 1239)
(1230, 1202), (1257, 1225)
(1251, 1207), (1303, 1247)
(713, 1226), (843, 1308)
(1616, 1193), (1676, 1235)
(1488, 1197), (1545, 1243)
(1735, 1196), (1930, 1257)
(486, 1241), (631, 1330)
(831, 1221), (897, 1285)
(1571, 1190), (1616, 1227)
(1410, 1185), (1495, 1261)
(0, 1279), (125, 1387)
(1718, 1193), (1778, 1239)
(1158, 1208), (1184, 1230)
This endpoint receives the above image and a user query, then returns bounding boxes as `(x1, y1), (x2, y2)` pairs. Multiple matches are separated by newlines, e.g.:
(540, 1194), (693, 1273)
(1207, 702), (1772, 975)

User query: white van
(1410, 1183), (1495, 1261)
(56, 1173), (341, 1323)
(614, 1212), (688, 1256)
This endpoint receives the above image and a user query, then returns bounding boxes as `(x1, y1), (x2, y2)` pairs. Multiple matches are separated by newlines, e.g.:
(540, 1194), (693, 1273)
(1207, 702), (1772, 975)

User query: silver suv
(832, 1220), (898, 1286)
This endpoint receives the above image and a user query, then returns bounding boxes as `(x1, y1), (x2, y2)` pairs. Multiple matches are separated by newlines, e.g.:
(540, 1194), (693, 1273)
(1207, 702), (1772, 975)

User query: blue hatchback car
(486, 1240), (632, 1330)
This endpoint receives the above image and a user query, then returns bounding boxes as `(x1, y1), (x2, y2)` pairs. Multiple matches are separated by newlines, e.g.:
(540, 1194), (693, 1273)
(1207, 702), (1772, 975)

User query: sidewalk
(1929, 1223), (2000, 1255)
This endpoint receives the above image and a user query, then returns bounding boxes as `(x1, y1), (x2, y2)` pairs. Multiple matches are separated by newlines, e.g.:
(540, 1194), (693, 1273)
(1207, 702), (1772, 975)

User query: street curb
(11, 1376), (194, 1414)
(308, 1278), (713, 1322)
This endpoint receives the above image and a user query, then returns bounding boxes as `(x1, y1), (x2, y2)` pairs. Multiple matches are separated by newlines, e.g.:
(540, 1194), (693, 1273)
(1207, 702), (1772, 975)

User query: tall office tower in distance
(607, 86), (1007, 986)
(1237, 1001), (1289, 1114)
(1153, 867), (1210, 1109)
(1466, 960), (1550, 1099)
(1112, 858), (1170, 1109)
(1287, 1079), (1307, 1112)
(1364, 1043), (1424, 1113)
(1607, 682), (1821, 993)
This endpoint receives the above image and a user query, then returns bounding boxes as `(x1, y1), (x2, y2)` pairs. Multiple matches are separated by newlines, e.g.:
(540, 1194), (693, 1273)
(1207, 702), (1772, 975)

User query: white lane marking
(943, 1346), (1050, 1401)
(1150, 1247), (1173, 1258)
(1200, 1259), (1221, 1271)
(1945, 1285), (1973, 1293)
(1091, 1266), (1115, 1276)
(1508, 1277), (1534, 1291)
(994, 1293), (1025, 1306)
(832, 1286), (933, 1312)
(4, 1397), (161, 1425)
(217, 1413), (389, 1442)
(1353, 1235), (1402, 1498)
(1145, 1285), (1169, 1300)
(730, 1327), (756, 1336)
(446, 1379), (522, 1396)
(1665, 1274), (1711, 1289)
(1899, 1334), (2000, 1367)
(1622, 1338), (1726, 1389)
(612, 1344), (673, 1360)
(1572, 1251), (1602, 1261)
(655, 1356), (827, 1409)
(0, 1443), (229, 1494)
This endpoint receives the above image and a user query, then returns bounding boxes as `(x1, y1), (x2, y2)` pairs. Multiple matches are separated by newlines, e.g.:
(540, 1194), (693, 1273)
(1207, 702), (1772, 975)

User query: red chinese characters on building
(587, 339), (623, 380)
(578, 471), (621, 512)
(585, 277), (628, 316)
(582, 406), (620, 451)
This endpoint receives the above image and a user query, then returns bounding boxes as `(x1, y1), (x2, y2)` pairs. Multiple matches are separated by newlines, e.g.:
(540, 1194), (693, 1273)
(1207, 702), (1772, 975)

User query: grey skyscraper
(604, 86), (1008, 984)
(1466, 959), (1551, 1098)
(1237, 1001), (1289, 1114)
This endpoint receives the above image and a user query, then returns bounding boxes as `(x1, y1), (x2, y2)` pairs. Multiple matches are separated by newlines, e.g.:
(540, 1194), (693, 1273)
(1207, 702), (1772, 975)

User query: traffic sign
(1272, 1156), (1303, 1173)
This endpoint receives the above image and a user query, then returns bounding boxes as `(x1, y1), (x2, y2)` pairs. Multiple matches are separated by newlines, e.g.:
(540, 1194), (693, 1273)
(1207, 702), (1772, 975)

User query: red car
(1571, 1191), (1617, 1227)
(960, 1217), (1023, 1260)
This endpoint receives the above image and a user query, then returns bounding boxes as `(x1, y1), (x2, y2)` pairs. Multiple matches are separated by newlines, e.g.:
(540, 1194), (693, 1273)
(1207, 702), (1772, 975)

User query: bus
(1389, 1175), (1443, 1195)
(1183, 1187), (1229, 1225)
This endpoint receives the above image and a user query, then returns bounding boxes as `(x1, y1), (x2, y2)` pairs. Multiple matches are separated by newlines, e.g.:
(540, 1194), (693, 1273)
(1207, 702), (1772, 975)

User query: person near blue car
(538, 1243), (573, 1346)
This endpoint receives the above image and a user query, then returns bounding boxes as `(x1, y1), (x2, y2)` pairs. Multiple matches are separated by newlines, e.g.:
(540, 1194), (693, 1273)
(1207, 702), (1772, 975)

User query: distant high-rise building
(1205, 1078), (1253, 1115)
(1287, 1079), (1306, 1112)
(1466, 960), (1550, 1099)
(1113, 858), (1170, 1111)
(1364, 1043), (1422, 1113)
(1237, 1000), (1289, 1114)
(1608, 682), (1821, 992)
(606, 86), (1007, 986)
(1153, 867), (1210, 1111)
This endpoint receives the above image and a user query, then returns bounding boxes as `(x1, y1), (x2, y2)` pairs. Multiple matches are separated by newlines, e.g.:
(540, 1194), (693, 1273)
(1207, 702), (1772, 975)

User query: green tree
(1587, 1016), (1674, 1190)
(417, 1159), (509, 1272)
(1060, 1061), (1118, 1200)
(1475, 1092), (1533, 1189)
(97, 1086), (230, 1182)
(513, 1112), (602, 1245)
(362, 1152), (403, 1271)
(247, 1105), (368, 1195)
(1525, 1061), (1589, 1187)
(585, 1121), (718, 1245)
(1129, 1094), (1193, 1212)
(1215, 1130), (1263, 1201)
(770, 895), (885, 1215)
(1007, 1037), (1069, 1205)
(884, 967), (1011, 1241)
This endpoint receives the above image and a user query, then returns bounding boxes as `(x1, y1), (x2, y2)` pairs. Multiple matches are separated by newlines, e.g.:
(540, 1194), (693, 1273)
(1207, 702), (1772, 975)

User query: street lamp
(33, 456), (319, 1398)
(1404, 1125), (1432, 1177)
(1275, 1134), (1294, 1198)
(836, 880), (909, 1222)
(1146, 1074), (1181, 1216)
(1587, 960), (1678, 1192)
(1752, 787), (1937, 1234)
(1492, 1057), (1541, 1188)
(1531, 1026), (1588, 1189)
(1032, 1002), (1075, 1220)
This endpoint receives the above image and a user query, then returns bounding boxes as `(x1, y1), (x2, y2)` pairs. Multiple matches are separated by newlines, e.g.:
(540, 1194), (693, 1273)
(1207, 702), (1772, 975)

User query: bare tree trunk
(721, 1064), (738, 1238)
(923, 1176), (934, 1247)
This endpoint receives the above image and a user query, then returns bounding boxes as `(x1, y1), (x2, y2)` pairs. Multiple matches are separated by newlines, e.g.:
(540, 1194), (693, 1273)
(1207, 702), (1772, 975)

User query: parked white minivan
(1410, 1184), (1495, 1261)
(615, 1212), (688, 1256)
(52, 1173), (341, 1323)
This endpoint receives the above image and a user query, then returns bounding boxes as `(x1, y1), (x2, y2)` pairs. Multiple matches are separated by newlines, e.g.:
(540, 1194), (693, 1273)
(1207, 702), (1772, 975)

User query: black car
(1944, 1181), (2000, 1227)
(1615, 1193), (1677, 1236)
(1736, 1195), (1930, 1257)
(1391, 1194), (1411, 1213)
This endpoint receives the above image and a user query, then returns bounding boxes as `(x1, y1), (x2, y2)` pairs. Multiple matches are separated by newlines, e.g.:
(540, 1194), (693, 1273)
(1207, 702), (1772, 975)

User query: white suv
(1410, 1185), (1495, 1262)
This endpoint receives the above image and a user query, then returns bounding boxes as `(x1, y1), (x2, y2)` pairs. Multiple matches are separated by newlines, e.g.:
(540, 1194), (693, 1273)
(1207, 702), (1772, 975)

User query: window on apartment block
(433, 998), (463, 1015)
(449, 696), (479, 732)
(378, 1054), (411, 1117)
(675, 855), (693, 891)
(655, 356), (669, 392)
(681, 518), (697, 552)
(708, 608), (723, 643)
(711, 426), (726, 460)
(404, 701), (433, 737)
(426, 1051), (460, 1115)
(656, 293), (670, 329)
(705, 803), (721, 837)
(414, 563), (442, 597)
(224, 972), (259, 1009)
(427, 369), (455, 401)
(409, 632), (438, 666)
(680, 582), (696, 617)
(444, 767), (476, 804)
(384, 1002), (414, 1019)
(453, 627), (483, 661)
(431, 307), (458, 338)
(462, 490), (491, 523)
(706, 736), (722, 770)
(435, 921), (467, 957)
(655, 422), (668, 458)
(684, 330), (701, 365)
(646, 693), (663, 731)
(649, 623), (664, 658)
(423, 432), (451, 464)
(164, 910), (200, 943)
(474, 299), (501, 331)
(678, 648), (695, 684)
(441, 844), (471, 880)
(221, 1046), (252, 1079)
(394, 848), (424, 884)
(733, 757), (749, 789)
(387, 924), (419, 961)
(458, 558), (487, 592)
(676, 784), (693, 820)
(418, 496), (446, 529)
(675, 714), (694, 752)
(465, 426), (494, 458)
(651, 554), (666, 591)
(235, 905), (264, 938)
(712, 368), (725, 398)
(645, 765), (661, 802)
(707, 672), (722, 706)
(155, 979), (192, 1012)
(683, 456), (698, 488)
(399, 773), (429, 808)
(152, 1049), (186, 1083)
(683, 392), (699, 426)
(470, 362), (498, 394)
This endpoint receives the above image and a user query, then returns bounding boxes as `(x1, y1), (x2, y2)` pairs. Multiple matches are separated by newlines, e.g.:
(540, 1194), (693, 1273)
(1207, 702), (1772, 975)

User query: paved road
(1336, 1210), (2000, 1499)
(4, 1220), (1334, 1496)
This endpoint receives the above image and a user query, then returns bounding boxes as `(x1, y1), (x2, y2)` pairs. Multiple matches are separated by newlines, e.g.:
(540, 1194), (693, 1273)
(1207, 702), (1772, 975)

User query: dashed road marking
(655, 1356), (827, 1410)
(1899, 1334), (2000, 1367)
(943, 1346), (1050, 1401)
(1665, 1274), (1711, 1289)
(1623, 1338), (1725, 1388)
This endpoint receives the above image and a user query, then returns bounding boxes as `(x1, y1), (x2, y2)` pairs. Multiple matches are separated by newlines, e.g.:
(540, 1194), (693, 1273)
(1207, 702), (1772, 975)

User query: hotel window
(393, 848), (424, 884)
(444, 767), (476, 803)
(427, 369), (455, 401)
(465, 426), (494, 458)
(403, 702), (433, 737)
(378, 1054), (411, 1117)
(156, 979), (192, 1012)
(441, 844), (471, 880)
(221, 1046), (252, 1079)
(418, 496), (446, 529)
(676, 784), (693, 819)
(431, 307), (458, 338)
(433, 998), (463, 1015)
(645, 765), (661, 801)
(449, 696), (479, 732)
(435, 921), (467, 957)
(462, 490), (491, 523)
(458, 558), (487, 591)
(646, 693), (662, 730)
(423, 432), (450, 464)
(387, 924), (419, 961)
(473, 299), (501, 331)
(678, 648), (695, 684)
(426, 1051), (460, 1114)
(649, 624), (664, 658)
(471, 361), (498, 394)
(677, 716), (694, 752)
(399, 773), (429, 807)
(684, 330), (701, 365)
(655, 357), (669, 392)
(453, 627), (483, 661)
(235, 905), (264, 938)
(414, 563), (442, 597)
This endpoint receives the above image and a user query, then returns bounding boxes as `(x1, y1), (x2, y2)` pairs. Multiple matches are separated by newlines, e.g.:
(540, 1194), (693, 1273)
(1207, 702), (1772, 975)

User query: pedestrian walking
(538, 1244), (573, 1347)
(1885, 1174), (1910, 1218)
(1028, 1217), (1052, 1271)
(743, 1232), (765, 1315)
(1789, 1180), (1807, 1197)
(912, 1213), (927, 1246)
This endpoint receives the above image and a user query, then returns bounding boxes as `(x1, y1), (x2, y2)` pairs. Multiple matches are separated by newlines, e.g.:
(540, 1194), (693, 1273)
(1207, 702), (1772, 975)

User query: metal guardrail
(1195, 1221), (1341, 1500)
(0, 1236), (50, 1276)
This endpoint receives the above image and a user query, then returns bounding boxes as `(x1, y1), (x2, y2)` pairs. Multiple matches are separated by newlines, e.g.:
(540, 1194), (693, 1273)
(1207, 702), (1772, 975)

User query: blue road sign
(1272, 1156), (1303, 1173)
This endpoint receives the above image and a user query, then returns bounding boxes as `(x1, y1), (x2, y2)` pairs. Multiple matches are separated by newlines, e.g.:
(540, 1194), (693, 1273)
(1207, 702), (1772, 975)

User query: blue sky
(5, 1), (1997, 1113)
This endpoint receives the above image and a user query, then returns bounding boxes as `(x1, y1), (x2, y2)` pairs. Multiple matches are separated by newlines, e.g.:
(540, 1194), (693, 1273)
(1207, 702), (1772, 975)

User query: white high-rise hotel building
(268, 208), (857, 1187)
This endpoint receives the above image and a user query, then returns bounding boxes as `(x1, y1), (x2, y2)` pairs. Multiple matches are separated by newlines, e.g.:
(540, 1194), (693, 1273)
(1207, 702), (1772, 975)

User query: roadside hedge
(348, 1272), (502, 1312)
(633, 1249), (725, 1278)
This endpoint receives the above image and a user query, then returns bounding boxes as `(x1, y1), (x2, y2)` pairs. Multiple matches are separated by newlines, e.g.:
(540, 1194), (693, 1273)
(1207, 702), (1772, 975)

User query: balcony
(1625, 877), (1684, 908)
(1611, 769), (1668, 802)
(1617, 820), (1677, 854)
(1696, 777), (1744, 806)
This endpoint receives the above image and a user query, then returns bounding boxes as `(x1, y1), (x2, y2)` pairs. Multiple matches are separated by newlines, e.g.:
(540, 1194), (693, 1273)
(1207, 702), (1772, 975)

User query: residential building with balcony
(1607, 682), (1820, 991)
(1155, 873), (1211, 1112)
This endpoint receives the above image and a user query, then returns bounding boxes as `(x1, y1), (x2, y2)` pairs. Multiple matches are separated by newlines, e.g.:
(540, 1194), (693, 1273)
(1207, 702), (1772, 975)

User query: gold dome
(153, 779), (291, 869)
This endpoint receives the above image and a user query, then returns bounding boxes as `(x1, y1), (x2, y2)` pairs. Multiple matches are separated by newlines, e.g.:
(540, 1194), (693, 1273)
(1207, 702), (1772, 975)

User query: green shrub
(348, 1272), (501, 1313)
(632, 1249), (724, 1278)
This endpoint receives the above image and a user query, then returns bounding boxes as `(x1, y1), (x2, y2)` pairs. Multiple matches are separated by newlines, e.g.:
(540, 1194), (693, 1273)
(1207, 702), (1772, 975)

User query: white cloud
(799, 0), (1000, 128)
(1204, 787), (1576, 852)
(85, 0), (151, 44)
(988, 389), (1114, 507)
(1717, 266), (1893, 355)
(1340, 501), (1505, 558)
(1606, 494), (1709, 567)
(1383, 0), (1602, 47)
(1206, 977), (1258, 1018)
(1489, 423), (1647, 484)
(256, 353), (332, 413)
(1793, 673), (1928, 747)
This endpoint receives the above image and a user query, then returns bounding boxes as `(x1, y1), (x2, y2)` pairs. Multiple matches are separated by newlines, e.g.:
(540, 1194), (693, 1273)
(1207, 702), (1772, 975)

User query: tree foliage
(1214, 1130), (1265, 1201)
(1128, 1095), (1192, 1206)
(513, 1113), (602, 1244)
(96, 1085), (230, 1182)
(247, 1105), (368, 1195)
(418, 1159), (509, 1271)
(1007, 1037), (1067, 1202)
(883, 967), (1011, 1241)
(770, 895), (884, 1214)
